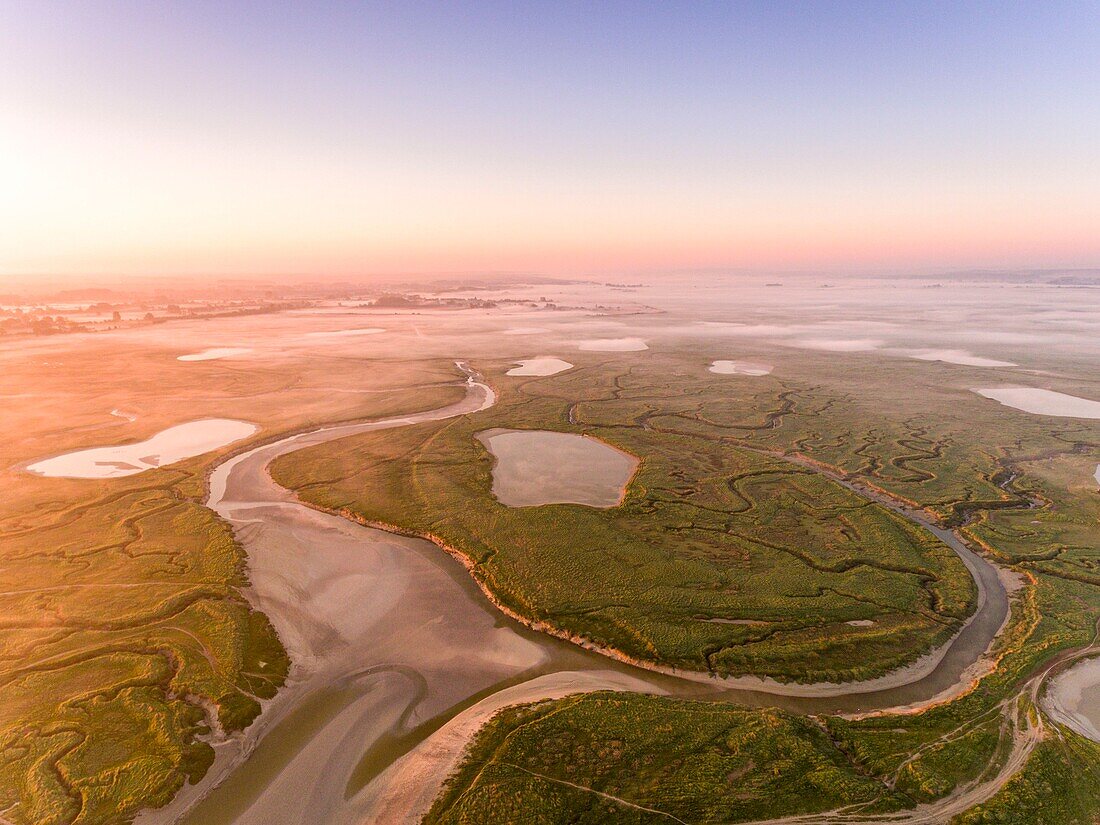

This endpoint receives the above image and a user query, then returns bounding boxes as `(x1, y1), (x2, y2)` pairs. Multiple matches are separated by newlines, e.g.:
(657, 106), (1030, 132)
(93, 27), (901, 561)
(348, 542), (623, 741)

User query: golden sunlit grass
(0, 321), (465, 824)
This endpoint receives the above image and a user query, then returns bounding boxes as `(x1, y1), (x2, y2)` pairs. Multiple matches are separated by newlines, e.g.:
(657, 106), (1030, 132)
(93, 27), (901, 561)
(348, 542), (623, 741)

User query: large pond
(507, 357), (573, 376)
(26, 419), (259, 478)
(1042, 657), (1100, 743)
(973, 387), (1100, 418)
(477, 428), (638, 507)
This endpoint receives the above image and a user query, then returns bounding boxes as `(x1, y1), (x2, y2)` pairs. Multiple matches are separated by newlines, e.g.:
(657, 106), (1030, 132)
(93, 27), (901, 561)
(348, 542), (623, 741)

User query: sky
(1, 1), (1098, 281)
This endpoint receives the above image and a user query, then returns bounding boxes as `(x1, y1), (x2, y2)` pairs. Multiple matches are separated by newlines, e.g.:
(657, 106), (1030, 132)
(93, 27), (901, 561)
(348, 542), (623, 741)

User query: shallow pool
(477, 429), (638, 507)
(506, 358), (573, 377)
(973, 387), (1100, 418)
(27, 419), (259, 478)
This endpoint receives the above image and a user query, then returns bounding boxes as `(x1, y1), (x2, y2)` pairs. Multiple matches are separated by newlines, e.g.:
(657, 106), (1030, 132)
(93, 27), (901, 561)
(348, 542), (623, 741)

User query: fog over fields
(1, 271), (1098, 824)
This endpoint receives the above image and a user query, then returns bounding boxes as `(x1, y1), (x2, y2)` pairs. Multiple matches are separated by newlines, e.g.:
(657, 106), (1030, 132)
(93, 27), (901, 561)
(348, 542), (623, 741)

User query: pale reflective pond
(973, 387), (1100, 418)
(477, 428), (638, 507)
(709, 360), (773, 376)
(506, 357), (573, 376)
(27, 419), (259, 478)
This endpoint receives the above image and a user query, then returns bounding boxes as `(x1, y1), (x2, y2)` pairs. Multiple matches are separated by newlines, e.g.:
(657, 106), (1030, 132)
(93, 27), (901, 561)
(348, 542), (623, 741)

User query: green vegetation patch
(425, 692), (904, 824)
(0, 469), (289, 825)
(953, 730), (1100, 824)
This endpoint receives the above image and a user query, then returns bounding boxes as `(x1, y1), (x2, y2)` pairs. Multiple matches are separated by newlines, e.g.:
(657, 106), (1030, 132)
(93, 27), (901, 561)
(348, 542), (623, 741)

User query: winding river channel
(143, 364), (1014, 825)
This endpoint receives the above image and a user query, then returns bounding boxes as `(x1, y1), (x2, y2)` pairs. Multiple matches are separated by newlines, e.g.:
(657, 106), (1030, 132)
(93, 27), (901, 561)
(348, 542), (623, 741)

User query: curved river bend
(140, 364), (1011, 825)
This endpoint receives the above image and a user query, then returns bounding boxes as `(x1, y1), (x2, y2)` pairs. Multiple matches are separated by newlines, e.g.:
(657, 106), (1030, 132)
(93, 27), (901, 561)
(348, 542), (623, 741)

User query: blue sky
(2, 1), (1098, 277)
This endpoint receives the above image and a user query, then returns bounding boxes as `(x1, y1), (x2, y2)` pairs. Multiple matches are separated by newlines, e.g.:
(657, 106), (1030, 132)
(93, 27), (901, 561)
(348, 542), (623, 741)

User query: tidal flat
(4, 276), (1100, 825)
(266, 280), (1100, 824)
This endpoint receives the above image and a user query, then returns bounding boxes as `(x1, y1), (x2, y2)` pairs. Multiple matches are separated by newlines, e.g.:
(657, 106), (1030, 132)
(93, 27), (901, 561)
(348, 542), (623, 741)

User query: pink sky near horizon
(2, 2), (1098, 282)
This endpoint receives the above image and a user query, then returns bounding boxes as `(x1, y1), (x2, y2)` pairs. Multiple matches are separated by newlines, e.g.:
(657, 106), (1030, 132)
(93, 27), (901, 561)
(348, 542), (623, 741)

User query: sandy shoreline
(352, 670), (665, 825)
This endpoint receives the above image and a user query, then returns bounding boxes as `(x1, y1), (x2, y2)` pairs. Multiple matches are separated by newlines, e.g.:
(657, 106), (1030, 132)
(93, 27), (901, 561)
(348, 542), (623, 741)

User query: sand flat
(973, 388), (1100, 418)
(478, 428), (638, 507)
(27, 419), (259, 478)
(506, 357), (574, 376)
(353, 670), (662, 825)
